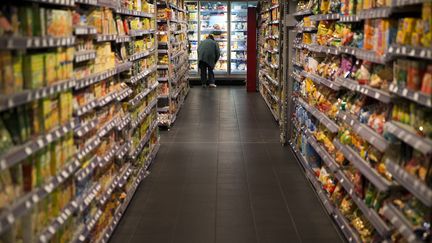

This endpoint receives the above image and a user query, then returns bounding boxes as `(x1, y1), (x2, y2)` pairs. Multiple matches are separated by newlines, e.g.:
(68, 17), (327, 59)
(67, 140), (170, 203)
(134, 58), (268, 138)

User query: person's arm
(215, 42), (220, 63)
(197, 43), (200, 60)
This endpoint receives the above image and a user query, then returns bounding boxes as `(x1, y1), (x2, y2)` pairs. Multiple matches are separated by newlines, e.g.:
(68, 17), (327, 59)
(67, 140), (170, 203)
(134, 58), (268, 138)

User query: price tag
(32, 194), (40, 203)
(34, 38), (40, 47)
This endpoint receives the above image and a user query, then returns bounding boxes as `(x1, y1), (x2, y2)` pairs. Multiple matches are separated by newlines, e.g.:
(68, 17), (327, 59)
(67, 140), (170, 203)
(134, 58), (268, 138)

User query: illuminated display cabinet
(186, 1), (257, 78)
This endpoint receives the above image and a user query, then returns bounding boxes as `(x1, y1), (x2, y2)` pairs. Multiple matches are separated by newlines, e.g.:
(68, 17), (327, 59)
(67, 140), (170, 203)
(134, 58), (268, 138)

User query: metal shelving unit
(285, 0), (432, 242)
(157, 0), (190, 127)
(0, 1), (160, 241)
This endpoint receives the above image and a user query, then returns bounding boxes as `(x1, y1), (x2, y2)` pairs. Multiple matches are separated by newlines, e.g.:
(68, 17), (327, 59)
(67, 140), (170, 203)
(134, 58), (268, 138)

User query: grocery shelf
(305, 131), (339, 173)
(332, 208), (362, 243)
(157, 65), (169, 69)
(297, 98), (339, 133)
(75, 0), (98, 5)
(75, 209), (103, 243)
(385, 159), (432, 207)
(292, 59), (303, 68)
(309, 13), (340, 21)
(260, 90), (279, 122)
(0, 36), (75, 50)
(388, 84), (432, 108)
(98, 90), (119, 108)
(337, 110), (389, 152)
(116, 35), (132, 43)
(265, 60), (279, 69)
(128, 65), (157, 84)
(0, 159), (80, 235)
(116, 8), (154, 18)
(302, 44), (340, 55)
(260, 4), (279, 14)
(117, 113), (132, 131)
(158, 107), (169, 113)
(306, 170), (334, 214)
(75, 50), (97, 62)
(74, 26), (97, 35)
(130, 47), (157, 61)
(335, 171), (391, 237)
(333, 139), (394, 192)
(158, 77), (169, 82)
(262, 81), (279, 103)
(291, 144), (310, 170)
(0, 120), (78, 171)
(0, 78), (76, 112)
(295, 26), (317, 33)
(76, 137), (101, 161)
(388, 44), (432, 60)
(385, 121), (432, 155)
(263, 71), (280, 87)
(96, 34), (117, 42)
(97, 116), (121, 138)
(358, 7), (392, 19)
(98, 144), (121, 168)
(300, 70), (340, 91)
(130, 121), (158, 160)
(27, 0), (75, 6)
(338, 46), (391, 64)
(129, 82), (159, 108)
(382, 203), (423, 243)
(293, 9), (313, 17)
(75, 100), (98, 117)
(75, 118), (98, 138)
(392, 0), (428, 6)
(38, 194), (79, 243)
(117, 87), (133, 101)
(116, 142), (132, 160)
(339, 15), (361, 22)
(100, 160), (153, 243)
(75, 67), (118, 90)
(130, 29), (156, 37)
(336, 77), (391, 103)
(131, 99), (158, 130)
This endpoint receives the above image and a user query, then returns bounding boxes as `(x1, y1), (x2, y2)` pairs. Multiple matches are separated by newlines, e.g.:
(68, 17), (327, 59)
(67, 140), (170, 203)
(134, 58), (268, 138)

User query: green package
(23, 54), (45, 89)
(18, 6), (33, 37)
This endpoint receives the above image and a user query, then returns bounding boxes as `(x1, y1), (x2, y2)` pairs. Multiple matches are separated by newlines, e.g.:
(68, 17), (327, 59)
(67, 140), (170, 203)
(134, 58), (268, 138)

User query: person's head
(207, 34), (214, 40)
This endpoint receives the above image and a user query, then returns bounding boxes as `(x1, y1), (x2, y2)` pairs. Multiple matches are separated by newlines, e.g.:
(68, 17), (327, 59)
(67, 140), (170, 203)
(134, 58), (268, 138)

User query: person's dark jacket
(197, 38), (221, 69)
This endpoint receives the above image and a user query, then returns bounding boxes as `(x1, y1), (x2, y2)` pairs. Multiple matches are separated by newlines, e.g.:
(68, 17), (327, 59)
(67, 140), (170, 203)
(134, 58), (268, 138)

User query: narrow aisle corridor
(109, 87), (343, 243)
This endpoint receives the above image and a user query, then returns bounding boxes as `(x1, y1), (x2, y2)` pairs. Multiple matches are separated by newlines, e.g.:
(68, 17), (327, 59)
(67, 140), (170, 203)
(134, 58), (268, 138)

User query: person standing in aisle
(197, 34), (220, 88)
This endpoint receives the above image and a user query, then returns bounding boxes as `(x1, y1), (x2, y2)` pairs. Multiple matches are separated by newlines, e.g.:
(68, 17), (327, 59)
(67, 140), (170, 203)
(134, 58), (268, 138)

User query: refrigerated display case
(186, 0), (257, 79)
(186, 1), (199, 73)
(230, 1), (248, 74)
(200, 1), (229, 73)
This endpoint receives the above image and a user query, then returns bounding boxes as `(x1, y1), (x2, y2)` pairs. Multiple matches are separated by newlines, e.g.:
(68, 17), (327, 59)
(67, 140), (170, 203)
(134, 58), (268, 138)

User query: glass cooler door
(186, 1), (199, 73)
(199, 1), (229, 74)
(230, 1), (248, 74)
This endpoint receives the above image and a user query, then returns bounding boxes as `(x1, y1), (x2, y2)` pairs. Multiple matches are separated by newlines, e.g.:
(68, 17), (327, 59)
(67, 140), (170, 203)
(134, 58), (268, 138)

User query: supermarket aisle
(109, 87), (343, 243)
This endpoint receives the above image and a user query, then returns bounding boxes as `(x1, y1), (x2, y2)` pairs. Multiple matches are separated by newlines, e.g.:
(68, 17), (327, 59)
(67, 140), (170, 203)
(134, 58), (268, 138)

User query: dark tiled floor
(109, 87), (343, 243)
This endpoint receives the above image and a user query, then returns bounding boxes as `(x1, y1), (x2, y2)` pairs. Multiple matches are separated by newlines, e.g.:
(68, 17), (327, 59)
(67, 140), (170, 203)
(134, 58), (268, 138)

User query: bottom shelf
(99, 142), (160, 243)
(290, 135), (362, 243)
(260, 89), (279, 122)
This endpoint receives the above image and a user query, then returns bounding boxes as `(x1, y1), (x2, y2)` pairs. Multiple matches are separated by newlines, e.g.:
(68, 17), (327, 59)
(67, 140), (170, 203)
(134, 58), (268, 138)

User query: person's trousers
(199, 61), (215, 85)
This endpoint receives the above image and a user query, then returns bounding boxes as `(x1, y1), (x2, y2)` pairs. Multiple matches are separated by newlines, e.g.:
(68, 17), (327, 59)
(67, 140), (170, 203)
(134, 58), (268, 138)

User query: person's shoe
(209, 84), (217, 88)
(202, 84), (207, 88)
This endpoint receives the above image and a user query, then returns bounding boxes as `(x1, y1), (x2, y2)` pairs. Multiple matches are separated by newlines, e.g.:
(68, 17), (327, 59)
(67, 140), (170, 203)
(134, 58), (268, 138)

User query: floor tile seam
(239, 140), (260, 243)
(127, 139), (175, 240)
(270, 161), (304, 243)
(232, 90), (258, 242)
(214, 140), (220, 243)
(164, 94), (193, 243)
